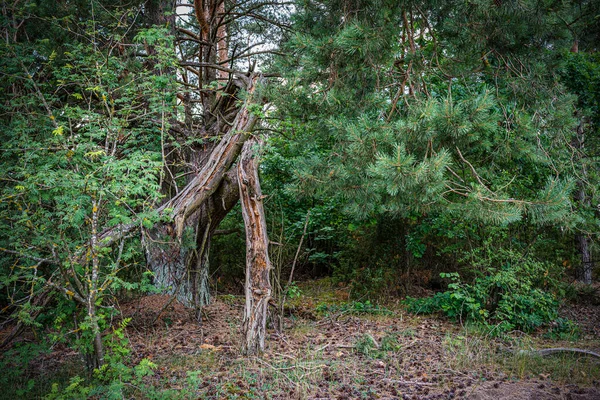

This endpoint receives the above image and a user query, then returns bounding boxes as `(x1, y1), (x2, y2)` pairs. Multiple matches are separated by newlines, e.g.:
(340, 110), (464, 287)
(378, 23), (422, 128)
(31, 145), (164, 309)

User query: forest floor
(3, 278), (600, 399)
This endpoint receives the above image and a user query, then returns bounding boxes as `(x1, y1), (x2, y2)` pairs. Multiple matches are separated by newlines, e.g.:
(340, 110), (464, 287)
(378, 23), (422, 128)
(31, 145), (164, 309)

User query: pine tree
(273, 0), (592, 229)
(265, 0), (600, 294)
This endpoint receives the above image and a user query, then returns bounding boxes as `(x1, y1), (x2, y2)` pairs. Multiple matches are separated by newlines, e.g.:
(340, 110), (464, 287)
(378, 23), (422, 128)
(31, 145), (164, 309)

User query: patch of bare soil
(120, 294), (244, 362)
(560, 304), (600, 339)
(560, 283), (600, 339)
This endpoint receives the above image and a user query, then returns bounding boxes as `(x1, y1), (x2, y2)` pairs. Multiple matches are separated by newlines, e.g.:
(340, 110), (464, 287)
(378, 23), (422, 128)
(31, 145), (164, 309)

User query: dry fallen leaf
(200, 343), (220, 351)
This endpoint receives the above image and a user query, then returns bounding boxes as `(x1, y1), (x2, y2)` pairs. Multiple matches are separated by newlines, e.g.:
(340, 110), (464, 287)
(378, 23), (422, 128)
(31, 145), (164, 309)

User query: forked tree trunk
(239, 137), (272, 355)
(135, 74), (264, 312)
(144, 168), (239, 312)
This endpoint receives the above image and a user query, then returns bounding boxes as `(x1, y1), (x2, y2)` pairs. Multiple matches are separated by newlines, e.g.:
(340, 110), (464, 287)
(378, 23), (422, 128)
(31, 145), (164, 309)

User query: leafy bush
(0, 342), (50, 398)
(544, 317), (581, 340)
(0, 320), (158, 400)
(405, 250), (566, 333)
(45, 357), (157, 400)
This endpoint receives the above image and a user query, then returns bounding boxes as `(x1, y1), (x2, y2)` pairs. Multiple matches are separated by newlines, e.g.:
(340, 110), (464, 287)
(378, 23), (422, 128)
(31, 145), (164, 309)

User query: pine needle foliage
(270, 0), (588, 228)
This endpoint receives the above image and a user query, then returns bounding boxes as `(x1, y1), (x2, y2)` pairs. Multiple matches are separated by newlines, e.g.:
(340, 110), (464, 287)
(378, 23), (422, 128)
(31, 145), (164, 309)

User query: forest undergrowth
(2, 278), (599, 400)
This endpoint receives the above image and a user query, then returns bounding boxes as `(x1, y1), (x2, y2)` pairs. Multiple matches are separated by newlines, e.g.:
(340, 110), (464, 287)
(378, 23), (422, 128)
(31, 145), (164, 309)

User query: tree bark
(216, 0), (229, 80)
(144, 168), (239, 311)
(163, 74), (263, 238)
(239, 136), (272, 355)
(87, 199), (104, 370)
(573, 120), (593, 284)
(141, 73), (264, 314)
(576, 233), (592, 284)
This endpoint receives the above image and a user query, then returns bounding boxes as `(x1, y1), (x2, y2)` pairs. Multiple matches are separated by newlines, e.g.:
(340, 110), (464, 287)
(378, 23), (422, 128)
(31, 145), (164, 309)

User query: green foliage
(354, 332), (400, 359)
(44, 357), (158, 400)
(405, 250), (565, 333)
(0, 320), (158, 400)
(259, 0), (598, 315)
(354, 333), (380, 358)
(46, 376), (91, 400)
(44, 319), (157, 399)
(272, 0), (579, 226)
(286, 282), (302, 299)
(544, 317), (581, 341)
(0, 2), (178, 371)
(0, 342), (50, 397)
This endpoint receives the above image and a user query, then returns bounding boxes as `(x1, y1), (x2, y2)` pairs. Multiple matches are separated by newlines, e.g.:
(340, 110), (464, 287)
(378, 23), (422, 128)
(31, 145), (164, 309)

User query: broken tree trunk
(95, 73), (264, 251)
(163, 74), (263, 238)
(239, 136), (272, 355)
(142, 74), (264, 311)
(144, 168), (239, 310)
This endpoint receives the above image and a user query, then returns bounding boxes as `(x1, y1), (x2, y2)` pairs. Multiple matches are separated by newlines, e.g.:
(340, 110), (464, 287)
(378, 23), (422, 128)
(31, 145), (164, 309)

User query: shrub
(405, 249), (567, 333)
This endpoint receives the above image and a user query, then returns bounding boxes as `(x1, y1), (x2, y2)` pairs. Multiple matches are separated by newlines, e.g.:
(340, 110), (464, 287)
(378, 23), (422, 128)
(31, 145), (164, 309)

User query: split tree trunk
(239, 137), (272, 355)
(142, 74), (264, 313)
(144, 168), (239, 312)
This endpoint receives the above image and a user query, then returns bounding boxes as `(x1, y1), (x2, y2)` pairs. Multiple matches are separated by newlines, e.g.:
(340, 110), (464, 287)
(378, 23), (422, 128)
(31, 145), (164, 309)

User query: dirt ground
(4, 282), (600, 399)
(113, 286), (600, 400)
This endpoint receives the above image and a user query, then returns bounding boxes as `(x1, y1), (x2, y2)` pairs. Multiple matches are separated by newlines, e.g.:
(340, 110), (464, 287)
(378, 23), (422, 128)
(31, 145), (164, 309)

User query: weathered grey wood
(239, 137), (272, 355)
(518, 347), (600, 359)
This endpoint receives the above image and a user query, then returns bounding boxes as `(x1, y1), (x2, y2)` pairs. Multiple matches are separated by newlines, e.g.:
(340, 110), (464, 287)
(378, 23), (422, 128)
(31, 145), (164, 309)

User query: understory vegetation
(1, 281), (599, 399)
(1, 0), (600, 398)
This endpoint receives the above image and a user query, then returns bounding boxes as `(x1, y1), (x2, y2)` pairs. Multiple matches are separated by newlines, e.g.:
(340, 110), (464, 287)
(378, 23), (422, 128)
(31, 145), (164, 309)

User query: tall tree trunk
(216, 0), (229, 80)
(573, 120), (593, 284)
(239, 137), (272, 355)
(88, 199), (104, 370)
(576, 232), (592, 284)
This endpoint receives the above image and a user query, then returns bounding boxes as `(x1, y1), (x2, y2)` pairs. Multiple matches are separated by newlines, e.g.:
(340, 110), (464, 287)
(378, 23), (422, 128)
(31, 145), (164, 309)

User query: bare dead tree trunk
(239, 137), (272, 355)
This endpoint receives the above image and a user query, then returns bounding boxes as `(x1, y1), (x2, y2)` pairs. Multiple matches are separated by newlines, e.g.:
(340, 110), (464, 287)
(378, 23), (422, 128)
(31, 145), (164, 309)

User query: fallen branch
(517, 347), (600, 359)
(500, 346), (600, 359)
